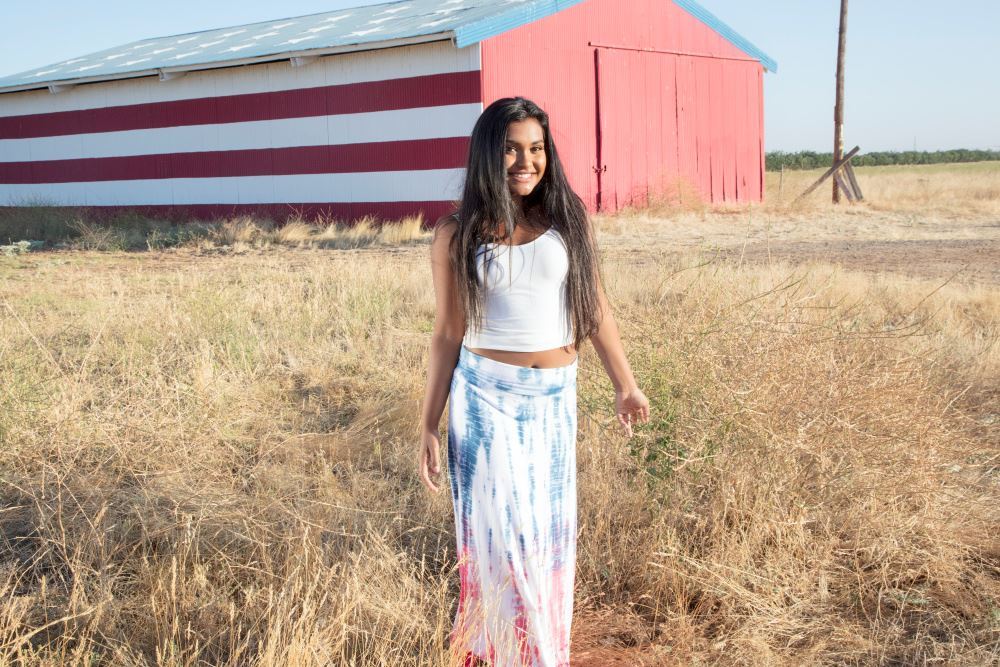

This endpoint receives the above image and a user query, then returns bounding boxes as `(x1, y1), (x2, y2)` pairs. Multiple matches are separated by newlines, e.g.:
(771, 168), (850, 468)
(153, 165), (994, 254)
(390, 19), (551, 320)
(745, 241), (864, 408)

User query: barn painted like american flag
(0, 0), (776, 223)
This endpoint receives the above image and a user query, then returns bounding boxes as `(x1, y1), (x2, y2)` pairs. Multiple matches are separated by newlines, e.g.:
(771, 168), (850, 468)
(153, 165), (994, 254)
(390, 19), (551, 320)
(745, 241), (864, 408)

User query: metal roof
(0, 0), (583, 94)
(673, 0), (777, 72)
(0, 0), (775, 94)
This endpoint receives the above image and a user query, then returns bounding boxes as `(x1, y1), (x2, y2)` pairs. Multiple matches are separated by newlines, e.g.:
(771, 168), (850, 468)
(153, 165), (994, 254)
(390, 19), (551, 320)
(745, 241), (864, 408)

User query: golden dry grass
(773, 161), (1000, 216)
(596, 161), (1000, 243)
(0, 209), (433, 252)
(0, 164), (998, 664)
(147, 211), (431, 252)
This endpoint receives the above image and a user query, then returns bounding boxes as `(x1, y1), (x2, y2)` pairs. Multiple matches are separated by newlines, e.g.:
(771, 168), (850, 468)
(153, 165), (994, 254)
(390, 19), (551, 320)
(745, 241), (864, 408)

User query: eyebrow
(505, 140), (545, 145)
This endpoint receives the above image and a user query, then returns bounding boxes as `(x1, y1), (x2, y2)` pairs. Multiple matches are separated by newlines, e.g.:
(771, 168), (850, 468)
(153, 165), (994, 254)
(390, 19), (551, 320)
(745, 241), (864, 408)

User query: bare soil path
(721, 238), (999, 284)
(595, 208), (1000, 285)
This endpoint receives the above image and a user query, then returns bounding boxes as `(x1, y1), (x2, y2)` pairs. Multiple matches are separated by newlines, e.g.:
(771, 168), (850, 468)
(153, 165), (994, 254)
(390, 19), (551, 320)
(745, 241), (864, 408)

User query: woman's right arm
(418, 217), (466, 494)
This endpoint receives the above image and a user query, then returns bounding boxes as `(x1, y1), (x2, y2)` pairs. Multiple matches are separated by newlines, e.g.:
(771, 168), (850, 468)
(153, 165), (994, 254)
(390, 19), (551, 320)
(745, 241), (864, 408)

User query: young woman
(418, 96), (649, 667)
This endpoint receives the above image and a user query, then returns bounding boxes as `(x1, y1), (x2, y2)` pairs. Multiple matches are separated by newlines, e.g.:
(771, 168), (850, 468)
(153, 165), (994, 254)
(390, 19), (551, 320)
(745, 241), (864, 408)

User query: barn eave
(672, 0), (777, 72)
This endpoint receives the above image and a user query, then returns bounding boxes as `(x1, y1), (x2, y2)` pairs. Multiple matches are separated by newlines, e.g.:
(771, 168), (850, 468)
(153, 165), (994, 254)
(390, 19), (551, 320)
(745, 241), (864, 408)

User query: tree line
(765, 149), (1000, 171)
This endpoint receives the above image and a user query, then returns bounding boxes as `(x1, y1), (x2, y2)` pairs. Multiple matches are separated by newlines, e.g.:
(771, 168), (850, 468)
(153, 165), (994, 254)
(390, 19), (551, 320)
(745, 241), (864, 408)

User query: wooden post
(833, 0), (848, 203)
(834, 171), (856, 202)
(793, 145), (860, 204)
(844, 162), (863, 200)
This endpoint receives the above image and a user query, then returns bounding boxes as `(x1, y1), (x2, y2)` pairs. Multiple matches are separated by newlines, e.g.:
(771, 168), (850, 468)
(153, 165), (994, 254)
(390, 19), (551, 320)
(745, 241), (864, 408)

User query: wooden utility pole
(833, 0), (848, 203)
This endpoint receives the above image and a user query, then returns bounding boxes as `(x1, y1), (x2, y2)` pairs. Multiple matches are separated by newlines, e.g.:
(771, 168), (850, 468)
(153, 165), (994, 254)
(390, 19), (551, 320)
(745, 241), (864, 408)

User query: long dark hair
(448, 96), (602, 351)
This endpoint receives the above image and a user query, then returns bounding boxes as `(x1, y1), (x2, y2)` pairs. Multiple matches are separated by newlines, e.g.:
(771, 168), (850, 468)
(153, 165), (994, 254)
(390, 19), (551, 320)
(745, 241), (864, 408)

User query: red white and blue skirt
(447, 345), (578, 667)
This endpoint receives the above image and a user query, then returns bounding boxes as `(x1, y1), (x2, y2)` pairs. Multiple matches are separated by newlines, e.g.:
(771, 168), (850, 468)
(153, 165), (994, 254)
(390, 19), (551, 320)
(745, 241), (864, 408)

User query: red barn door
(595, 47), (680, 212)
(594, 46), (763, 211)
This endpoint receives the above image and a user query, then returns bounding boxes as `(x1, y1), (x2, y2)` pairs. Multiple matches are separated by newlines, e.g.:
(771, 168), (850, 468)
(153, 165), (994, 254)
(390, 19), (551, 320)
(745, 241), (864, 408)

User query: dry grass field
(0, 162), (998, 665)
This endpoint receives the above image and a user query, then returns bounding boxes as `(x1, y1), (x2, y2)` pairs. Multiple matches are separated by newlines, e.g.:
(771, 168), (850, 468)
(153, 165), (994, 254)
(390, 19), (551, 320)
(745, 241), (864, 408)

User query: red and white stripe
(0, 40), (481, 221)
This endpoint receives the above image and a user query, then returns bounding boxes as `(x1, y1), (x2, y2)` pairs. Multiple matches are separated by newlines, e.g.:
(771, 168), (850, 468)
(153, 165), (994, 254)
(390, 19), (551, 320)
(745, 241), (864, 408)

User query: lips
(509, 172), (536, 181)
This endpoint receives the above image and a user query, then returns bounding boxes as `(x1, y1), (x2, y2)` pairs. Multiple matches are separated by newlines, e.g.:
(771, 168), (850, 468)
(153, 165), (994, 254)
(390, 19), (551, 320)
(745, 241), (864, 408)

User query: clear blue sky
(1, 1), (997, 152)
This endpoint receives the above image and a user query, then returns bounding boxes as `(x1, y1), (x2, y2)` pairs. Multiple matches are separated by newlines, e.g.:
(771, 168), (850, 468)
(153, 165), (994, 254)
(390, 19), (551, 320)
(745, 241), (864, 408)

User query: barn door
(594, 47), (680, 213)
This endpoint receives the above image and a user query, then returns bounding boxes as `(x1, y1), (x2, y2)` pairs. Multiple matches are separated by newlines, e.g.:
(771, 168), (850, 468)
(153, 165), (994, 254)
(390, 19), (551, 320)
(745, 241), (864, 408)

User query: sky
(1, 0), (997, 152)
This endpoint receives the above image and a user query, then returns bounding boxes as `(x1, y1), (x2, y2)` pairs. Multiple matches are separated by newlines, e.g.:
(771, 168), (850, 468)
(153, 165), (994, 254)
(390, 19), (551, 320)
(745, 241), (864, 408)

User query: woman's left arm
(589, 279), (650, 437)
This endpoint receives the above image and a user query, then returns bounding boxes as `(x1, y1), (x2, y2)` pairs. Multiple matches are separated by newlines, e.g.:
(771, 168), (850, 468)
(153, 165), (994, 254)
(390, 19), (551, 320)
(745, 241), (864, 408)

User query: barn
(0, 0), (776, 223)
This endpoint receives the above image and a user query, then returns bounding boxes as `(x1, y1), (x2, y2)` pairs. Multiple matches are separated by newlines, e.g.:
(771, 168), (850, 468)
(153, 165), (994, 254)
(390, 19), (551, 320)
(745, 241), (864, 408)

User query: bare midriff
(465, 345), (577, 369)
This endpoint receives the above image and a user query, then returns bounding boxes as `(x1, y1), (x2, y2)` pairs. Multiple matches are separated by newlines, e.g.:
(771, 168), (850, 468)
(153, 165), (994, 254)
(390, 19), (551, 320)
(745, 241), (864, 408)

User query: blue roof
(673, 0), (777, 72)
(0, 0), (775, 93)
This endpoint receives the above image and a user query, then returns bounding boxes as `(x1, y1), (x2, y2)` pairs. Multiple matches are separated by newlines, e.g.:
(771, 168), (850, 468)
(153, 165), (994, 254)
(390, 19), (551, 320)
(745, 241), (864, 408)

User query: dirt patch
(595, 208), (1000, 286)
(570, 606), (689, 666)
(716, 238), (1000, 285)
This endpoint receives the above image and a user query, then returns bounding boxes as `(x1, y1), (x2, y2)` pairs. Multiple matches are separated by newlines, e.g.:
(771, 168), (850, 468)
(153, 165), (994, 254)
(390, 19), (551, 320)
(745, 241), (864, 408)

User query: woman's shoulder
(434, 213), (458, 235)
(431, 215), (460, 261)
(433, 213), (460, 240)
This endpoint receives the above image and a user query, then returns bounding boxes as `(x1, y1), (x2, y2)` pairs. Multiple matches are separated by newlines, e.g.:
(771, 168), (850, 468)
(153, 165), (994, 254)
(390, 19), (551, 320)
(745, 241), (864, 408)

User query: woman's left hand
(615, 387), (650, 437)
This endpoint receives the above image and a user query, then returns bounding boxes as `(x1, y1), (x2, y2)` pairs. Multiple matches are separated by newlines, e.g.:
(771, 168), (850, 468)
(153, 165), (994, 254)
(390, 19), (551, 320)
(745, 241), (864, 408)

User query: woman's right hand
(419, 427), (443, 494)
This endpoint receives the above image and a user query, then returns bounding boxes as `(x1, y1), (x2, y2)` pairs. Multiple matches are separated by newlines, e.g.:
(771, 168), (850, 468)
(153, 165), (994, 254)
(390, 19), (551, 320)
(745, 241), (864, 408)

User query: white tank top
(463, 226), (574, 351)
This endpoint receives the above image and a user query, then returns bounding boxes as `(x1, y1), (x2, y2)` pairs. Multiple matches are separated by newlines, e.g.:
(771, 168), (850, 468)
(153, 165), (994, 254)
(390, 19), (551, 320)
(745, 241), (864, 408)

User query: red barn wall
(480, 0), (765, 212)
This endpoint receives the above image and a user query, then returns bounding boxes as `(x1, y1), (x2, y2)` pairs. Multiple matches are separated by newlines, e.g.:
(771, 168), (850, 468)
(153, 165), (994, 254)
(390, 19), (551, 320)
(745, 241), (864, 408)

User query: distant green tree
(765, 149), (1000, 170)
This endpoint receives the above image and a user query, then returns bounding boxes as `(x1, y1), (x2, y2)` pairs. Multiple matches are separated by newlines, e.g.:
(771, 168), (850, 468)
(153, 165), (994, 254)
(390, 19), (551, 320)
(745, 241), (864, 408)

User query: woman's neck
(487, 206), (546, 242)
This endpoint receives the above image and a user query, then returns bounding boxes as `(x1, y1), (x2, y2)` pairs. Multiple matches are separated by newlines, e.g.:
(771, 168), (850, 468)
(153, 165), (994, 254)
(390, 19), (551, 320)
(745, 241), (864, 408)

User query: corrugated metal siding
(0, 71), (479, 139)
(0, 41), (483, 222)
(480, 0), (766, 210)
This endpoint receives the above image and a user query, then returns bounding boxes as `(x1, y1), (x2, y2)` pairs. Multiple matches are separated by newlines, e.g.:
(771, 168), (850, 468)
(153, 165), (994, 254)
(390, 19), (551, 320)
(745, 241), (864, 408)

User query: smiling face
(504, 117), (547, 201)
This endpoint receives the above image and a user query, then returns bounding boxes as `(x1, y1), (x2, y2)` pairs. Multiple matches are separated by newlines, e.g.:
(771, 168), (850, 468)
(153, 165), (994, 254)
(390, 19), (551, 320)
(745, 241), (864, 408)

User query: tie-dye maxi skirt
(447, 345), (578, 667)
